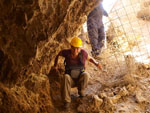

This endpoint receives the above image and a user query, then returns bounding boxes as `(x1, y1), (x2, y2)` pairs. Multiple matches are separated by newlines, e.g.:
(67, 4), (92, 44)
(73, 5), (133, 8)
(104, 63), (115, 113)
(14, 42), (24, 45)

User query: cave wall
(0, 0), (100, 85)
(0, 0), (100, 112)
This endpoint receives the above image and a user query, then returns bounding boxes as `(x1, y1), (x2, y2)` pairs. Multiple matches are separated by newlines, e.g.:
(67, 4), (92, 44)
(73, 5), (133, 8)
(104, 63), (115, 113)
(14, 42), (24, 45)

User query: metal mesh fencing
(96, 0), (150, 76)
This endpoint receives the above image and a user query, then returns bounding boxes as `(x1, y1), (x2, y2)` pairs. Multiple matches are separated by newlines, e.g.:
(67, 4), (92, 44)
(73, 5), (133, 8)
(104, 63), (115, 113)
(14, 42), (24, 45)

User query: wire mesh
(81, 0), (150, 77)
(108, 0), (150, 58)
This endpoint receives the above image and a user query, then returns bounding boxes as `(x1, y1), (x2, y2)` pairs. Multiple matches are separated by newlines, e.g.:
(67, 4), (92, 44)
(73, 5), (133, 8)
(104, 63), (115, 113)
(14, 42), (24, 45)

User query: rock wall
(0, 0), (100, 112)
(0, 0), (100, 85)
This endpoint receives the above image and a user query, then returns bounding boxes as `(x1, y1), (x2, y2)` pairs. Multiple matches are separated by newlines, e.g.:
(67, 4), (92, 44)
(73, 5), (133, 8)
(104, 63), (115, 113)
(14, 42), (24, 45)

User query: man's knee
(80, 72), (89, 80)
(64, 74), (71, 80)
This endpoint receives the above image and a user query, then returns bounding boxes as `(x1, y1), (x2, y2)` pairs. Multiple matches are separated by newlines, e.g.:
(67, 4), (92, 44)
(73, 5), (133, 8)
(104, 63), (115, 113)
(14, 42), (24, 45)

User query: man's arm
(87, 55), (102, 70)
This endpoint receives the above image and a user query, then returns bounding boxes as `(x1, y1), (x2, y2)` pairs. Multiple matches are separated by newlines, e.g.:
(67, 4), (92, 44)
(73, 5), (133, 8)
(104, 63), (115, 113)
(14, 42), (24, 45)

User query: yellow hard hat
(70, 37), (82, 47)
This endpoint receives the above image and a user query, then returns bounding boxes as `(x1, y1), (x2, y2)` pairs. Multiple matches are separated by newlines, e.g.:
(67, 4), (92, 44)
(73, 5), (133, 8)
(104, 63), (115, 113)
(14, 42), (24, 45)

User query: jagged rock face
(0, 73), (53, 113)
(0, 0), (100, 85)
(0, 0), (100, 112)
(0, 0), (42, 85)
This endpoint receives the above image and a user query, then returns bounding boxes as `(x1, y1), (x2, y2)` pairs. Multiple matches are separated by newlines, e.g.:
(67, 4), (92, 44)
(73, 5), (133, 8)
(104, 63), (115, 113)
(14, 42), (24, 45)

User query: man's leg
(87, 23), (99, 52)
(97, 26), (105, 54)
(77, 72), (89, 97)
(62, 74), (75, 104)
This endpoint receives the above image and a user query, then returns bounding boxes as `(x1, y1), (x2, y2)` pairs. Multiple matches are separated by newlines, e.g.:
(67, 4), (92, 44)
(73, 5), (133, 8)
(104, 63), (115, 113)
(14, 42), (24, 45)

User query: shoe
(64, 102), (70, 109)
(91, 50), (99, 57)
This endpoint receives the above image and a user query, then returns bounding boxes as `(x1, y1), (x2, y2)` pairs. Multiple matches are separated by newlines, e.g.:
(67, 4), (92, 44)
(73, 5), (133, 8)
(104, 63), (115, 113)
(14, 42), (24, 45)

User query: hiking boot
(64, 102), (70, 109)
(91, 50), (100, 57)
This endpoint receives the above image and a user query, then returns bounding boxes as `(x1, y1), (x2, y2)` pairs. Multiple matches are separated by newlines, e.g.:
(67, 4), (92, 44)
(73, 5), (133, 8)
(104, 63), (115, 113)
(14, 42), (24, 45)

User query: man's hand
(97, 63), (102, 70)
(88, 55), (103, 71)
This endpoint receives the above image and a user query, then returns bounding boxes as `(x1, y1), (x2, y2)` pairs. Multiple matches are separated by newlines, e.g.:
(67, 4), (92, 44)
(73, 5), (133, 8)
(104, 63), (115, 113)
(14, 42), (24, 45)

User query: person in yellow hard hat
(54, 36), (102, 109)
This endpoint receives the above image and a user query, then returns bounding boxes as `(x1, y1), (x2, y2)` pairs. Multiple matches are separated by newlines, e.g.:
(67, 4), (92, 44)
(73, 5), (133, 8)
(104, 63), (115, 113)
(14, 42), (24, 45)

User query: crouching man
(53, 37), (102, 109)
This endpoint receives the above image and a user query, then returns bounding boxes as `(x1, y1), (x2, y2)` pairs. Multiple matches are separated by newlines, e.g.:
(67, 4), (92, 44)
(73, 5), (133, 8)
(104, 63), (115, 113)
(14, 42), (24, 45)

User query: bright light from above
(103, 0), (118, 13)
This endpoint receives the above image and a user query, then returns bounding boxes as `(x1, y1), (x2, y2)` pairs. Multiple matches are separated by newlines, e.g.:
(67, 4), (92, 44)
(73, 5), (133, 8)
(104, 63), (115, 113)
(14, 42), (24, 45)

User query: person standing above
(87, 0), (108, 57)
(53, 37), (102, 109)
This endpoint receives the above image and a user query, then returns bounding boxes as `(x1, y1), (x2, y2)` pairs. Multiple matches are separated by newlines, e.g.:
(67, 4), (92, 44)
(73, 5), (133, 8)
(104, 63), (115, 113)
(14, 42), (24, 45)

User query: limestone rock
(103, 97), (116, 112)
(135, 91), (146, 103)
(93, 95), (103, 107)
(99, 92), (107, 98)
(24, 73), (50, 94)
(77, 95), (103, 113)
(126, 84), (135, 93)
(119, 87), (129, 97)
(110, 95), (121, 104)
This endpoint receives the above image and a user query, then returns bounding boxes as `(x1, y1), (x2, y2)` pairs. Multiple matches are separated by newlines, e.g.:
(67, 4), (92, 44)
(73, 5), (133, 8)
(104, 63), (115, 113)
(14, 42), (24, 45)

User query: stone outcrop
(77, 81), (136, 113)
(0, 73), (53, 113)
